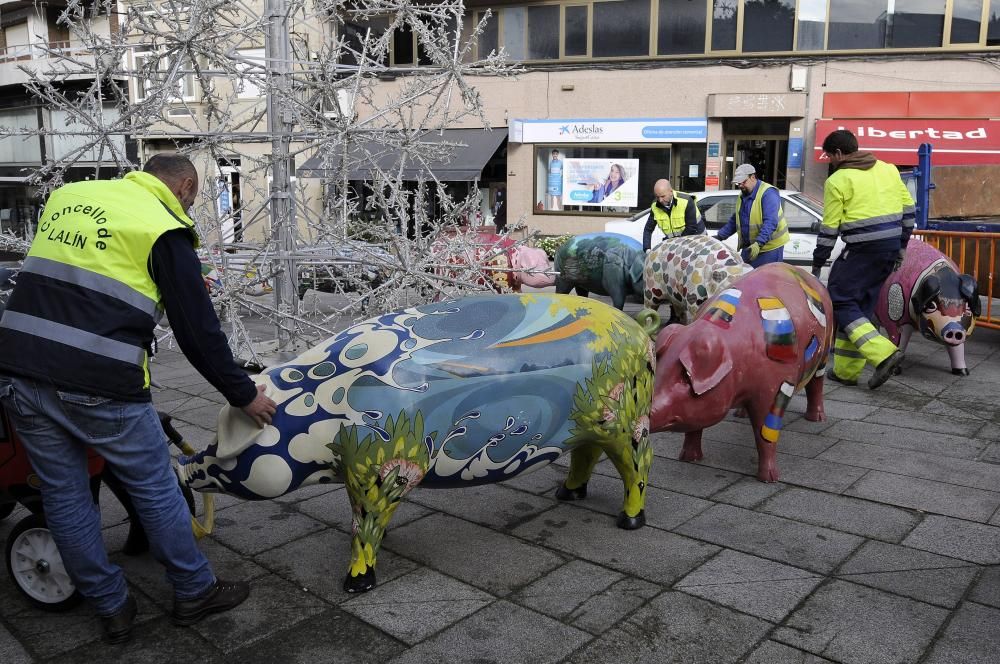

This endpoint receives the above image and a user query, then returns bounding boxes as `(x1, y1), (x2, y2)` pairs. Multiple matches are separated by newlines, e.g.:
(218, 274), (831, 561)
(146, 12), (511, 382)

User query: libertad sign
(813, 119), (1000, 165)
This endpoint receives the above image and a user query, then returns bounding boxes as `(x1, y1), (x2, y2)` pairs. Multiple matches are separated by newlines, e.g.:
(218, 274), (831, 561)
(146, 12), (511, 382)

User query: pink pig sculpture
(650, 263), (835, 482)
(511, 246), (556, 289)
(876, 239), (981, 376)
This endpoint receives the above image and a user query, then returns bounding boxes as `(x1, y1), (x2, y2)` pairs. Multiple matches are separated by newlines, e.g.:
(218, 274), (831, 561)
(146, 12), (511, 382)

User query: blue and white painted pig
(177, 293), (655, 592)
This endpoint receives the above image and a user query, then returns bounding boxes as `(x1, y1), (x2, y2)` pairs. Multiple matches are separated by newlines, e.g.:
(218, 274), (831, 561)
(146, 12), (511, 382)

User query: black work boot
(172, 579), (250, 626)
(102, 595), (137, 644)
(869, 350), (905, 390)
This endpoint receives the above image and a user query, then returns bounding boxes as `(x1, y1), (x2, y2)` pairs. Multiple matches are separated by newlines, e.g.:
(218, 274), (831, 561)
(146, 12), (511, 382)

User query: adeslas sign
(813, 119), (1000, 165)
(510, 118), (708, 144)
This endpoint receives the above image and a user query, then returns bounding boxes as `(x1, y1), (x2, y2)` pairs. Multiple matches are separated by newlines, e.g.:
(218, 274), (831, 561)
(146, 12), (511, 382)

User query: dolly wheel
(5, 514), (82, 611)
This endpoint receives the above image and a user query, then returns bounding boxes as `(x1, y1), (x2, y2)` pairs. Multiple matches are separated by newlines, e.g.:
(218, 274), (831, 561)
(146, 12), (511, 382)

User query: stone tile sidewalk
(3, 305), (1000, 664)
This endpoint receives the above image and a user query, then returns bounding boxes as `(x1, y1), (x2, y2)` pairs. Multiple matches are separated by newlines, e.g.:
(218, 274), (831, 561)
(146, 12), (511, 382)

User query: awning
(297, 128), (507, 181)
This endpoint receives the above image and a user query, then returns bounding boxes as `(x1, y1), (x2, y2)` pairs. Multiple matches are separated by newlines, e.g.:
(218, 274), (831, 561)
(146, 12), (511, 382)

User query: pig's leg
(947, 343), (969, 375)
(555, 444), (602, 501)
(600, 431), (652, 530)
(894, 326), (914, 376)
(340, 444), (430, 593)
(750, 381), (795, 482)
(804, 374), (826, 422)
(679, 430), (704, 462)
(898, 325), (913, 352)
(555, 278), (573, 295)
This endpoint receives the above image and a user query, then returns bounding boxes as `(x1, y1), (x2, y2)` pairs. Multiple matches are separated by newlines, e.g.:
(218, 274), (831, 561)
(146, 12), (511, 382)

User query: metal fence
(914, 229), (1000, 330)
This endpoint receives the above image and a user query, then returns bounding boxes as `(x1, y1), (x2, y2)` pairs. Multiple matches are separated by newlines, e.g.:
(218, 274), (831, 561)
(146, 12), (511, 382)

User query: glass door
(724, 137), (788, 189)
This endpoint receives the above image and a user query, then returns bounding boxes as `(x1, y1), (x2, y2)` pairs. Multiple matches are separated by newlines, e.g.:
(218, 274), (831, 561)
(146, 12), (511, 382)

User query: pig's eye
(923, 302), (938, 314)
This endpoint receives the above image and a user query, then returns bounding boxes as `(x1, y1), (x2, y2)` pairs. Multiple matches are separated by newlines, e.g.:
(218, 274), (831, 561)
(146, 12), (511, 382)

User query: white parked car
(604, 189), (844, 281)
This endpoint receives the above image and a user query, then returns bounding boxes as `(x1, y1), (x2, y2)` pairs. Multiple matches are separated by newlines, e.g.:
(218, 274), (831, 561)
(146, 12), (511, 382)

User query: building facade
(344, 0), (1000, 235)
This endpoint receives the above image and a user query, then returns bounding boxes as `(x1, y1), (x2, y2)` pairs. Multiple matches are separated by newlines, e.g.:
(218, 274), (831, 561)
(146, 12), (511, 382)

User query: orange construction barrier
(914, 229), (1000, 330)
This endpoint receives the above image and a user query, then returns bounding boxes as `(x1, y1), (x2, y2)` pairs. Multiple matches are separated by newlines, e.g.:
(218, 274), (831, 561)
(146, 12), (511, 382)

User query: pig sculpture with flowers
(876, 239), (981, 376)
(650, 263), (835, 482)
(177, 293), (654, 593)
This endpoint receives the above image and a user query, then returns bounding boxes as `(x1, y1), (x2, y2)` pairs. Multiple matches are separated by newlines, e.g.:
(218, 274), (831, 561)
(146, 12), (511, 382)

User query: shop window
(797, 0), (828, 50)
(743, 0), (795, 52)
(533, 145), (671, 215)
(657, 0), (707, 55)
(711, 0), (738, 51)
(950, 0), (983, 43)
(593, 0), (650, 57)
(564, 5), (588, 56)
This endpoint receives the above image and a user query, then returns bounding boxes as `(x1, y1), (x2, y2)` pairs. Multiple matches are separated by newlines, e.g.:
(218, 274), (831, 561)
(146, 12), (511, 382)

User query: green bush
(534, 234), (573, 260)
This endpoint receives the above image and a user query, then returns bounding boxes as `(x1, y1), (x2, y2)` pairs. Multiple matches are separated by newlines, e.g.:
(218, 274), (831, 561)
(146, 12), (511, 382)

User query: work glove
(892, 248), (906, 272)
(811, 266), (823, 280)
(746, 243), (762, 262)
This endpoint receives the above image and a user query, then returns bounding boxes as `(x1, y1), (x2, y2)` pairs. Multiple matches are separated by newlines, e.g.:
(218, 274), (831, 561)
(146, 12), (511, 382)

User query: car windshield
(787, 193), (823, 215)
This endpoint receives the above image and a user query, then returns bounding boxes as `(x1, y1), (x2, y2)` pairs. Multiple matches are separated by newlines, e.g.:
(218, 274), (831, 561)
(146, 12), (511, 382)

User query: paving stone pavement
(3, 294), (1000, 663)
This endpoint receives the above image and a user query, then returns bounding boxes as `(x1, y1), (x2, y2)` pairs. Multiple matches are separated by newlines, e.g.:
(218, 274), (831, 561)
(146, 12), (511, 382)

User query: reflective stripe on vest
(0, 311), (146, 366)
(21, 256), (158, 317)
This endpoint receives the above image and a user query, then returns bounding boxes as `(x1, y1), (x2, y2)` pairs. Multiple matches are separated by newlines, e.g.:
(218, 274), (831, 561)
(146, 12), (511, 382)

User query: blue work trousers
(0, 375), (214, 616)
(826, 248), (897, 331)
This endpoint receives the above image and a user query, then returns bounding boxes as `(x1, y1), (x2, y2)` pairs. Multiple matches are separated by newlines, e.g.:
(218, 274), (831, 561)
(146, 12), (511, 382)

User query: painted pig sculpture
(876, 239), (981, 376)
(178, 293), (654, 592)
(650, 263), (835, 482)
(641, 235), (750, 327)
(555, 233), (645, 310)
(511, 245), (557, 289)
(431, 231), (555, 292)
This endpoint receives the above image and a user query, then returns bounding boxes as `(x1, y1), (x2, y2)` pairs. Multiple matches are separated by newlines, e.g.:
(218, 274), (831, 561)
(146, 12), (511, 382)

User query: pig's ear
(911, 275), (941, 314)
(959, 274), (982, 317)
(678, 328), (732, 396)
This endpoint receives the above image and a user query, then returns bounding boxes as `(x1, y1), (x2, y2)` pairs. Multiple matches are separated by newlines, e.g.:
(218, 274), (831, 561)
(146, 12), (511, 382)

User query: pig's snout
(942, 322), (966, 345)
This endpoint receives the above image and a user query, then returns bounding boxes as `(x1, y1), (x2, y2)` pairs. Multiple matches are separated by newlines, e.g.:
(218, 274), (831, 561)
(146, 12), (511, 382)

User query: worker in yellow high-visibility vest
(813, 129), (915, 390)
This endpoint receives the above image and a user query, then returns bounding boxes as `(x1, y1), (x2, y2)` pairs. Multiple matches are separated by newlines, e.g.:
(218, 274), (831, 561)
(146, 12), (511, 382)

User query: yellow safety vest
(737, 181), (789, 252)
(649, 192), (701, 238)
(0, 171), (198, 400)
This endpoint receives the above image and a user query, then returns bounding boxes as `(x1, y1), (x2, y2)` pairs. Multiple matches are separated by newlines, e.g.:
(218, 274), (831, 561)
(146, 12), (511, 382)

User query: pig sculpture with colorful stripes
(649, 263), (835, 482)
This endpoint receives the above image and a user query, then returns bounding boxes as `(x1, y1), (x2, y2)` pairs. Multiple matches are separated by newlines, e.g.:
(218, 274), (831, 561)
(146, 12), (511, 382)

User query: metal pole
(265, 0), (299, 348)
(915, 143), (934, 230)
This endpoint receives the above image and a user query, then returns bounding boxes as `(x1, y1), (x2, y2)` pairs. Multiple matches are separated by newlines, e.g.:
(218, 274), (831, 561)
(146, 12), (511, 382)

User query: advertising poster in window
(561, 158), (640, 208)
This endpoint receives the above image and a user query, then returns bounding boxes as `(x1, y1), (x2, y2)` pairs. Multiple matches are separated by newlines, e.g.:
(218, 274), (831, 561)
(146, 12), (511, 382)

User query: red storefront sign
(813, 119), (1000, 166)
